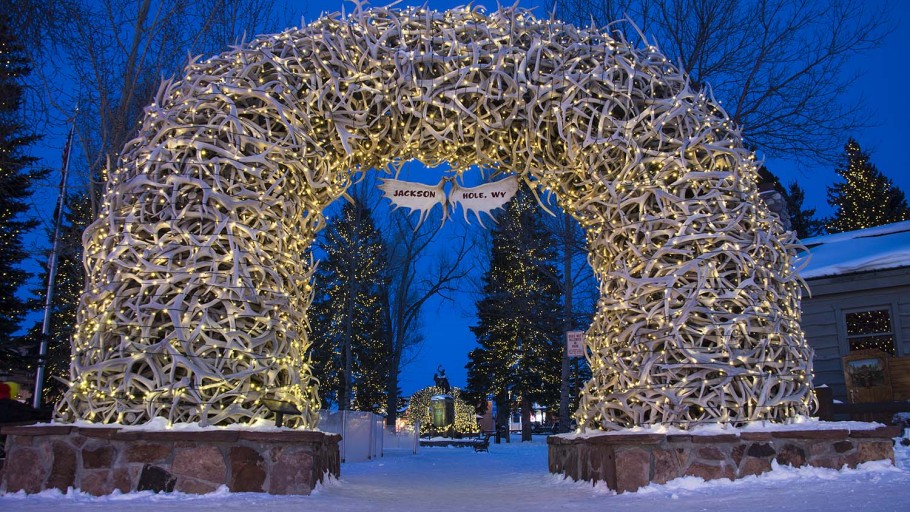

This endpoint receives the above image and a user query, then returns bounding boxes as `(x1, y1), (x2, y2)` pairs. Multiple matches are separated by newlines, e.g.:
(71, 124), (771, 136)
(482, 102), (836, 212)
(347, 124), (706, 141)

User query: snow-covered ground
(3, 433), (910, 512)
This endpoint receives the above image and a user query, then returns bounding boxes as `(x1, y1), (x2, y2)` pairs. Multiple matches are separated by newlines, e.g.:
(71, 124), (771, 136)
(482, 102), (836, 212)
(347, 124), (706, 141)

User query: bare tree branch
(556, 0), (894, 164)
(380, 202), (473, 426)
(16, 0), (285, 208)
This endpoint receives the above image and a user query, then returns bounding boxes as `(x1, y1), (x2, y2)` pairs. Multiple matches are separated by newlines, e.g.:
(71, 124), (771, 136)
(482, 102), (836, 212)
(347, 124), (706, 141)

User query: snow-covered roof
(797, 220), (910, 279)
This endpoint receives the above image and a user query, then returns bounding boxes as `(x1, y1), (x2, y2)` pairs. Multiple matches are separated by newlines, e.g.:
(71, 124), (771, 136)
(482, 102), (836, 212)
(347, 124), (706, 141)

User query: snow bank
(798, 220), (910, 279)
(556, 415), (884, 440)
(3, 433), (908, 511)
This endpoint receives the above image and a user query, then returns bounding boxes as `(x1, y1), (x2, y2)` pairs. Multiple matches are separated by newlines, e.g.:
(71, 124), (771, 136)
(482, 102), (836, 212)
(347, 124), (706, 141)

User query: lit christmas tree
(308, 195), (390, 412)
(0, 9), (48, 365)
(17, 193), (92, 405)
(466, 185), (562, 441)
(827, 139), (910, 233)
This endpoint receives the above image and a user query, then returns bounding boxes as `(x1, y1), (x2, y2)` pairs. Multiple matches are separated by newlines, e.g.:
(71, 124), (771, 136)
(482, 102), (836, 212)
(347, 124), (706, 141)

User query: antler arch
(58, 5), (813, 429)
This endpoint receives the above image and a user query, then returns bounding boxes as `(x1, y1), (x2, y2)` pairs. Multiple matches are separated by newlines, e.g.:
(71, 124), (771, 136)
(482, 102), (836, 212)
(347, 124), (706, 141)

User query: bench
(473, 433), (491, 452)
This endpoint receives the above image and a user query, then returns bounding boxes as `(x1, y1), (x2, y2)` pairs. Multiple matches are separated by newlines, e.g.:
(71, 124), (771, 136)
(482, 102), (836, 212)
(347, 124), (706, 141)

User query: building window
(845, 308), (895, 355)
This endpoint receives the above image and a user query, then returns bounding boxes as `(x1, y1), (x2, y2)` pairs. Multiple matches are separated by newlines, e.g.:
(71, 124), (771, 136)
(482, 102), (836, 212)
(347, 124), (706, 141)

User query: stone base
(0, 425), (340, 495)
(548, 425), (901, 493)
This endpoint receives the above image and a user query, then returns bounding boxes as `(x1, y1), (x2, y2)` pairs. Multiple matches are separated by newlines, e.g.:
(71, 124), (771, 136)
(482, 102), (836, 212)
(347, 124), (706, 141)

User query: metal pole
(558, 212), (573, 433)
(33, 119), (75, 409)
(341, 409), (347, 463)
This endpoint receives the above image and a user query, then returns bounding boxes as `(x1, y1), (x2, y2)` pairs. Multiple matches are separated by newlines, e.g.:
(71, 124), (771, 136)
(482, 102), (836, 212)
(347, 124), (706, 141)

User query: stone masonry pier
(0, 425), (340, 495)
(548, 425), (901, 493)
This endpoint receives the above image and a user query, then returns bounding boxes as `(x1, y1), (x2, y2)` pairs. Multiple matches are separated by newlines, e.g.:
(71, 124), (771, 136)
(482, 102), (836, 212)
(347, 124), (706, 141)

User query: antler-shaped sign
(377, 178), (448, 227)
(378, 176), (519, 227)
(449, 176), (519, 227)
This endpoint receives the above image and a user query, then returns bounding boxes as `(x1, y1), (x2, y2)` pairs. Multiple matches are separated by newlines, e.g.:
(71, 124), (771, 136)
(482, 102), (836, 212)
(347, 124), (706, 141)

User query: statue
(433, 365), (451, 394)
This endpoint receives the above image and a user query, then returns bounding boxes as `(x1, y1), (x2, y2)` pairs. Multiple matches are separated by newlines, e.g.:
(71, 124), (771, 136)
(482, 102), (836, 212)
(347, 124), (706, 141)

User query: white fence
(382, 421), (420, 453)
(318, 410), (419, 462)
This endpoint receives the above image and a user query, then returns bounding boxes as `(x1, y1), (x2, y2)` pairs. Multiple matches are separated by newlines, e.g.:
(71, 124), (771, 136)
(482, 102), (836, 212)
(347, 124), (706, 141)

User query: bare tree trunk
(385, 352), (401, 427)
(382, 286), (398, 427)
(521, 396), (532, 442)
(342, 267), (355, 411)
(384, 376), (399, 428)
(495, 391), (510, 443)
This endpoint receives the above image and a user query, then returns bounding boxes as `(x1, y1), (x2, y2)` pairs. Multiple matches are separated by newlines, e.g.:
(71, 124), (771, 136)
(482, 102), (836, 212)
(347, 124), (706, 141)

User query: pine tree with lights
(0, 10), (49, 355)
(785, 182), (825, 239)
(308, 195), (391, 412)
(827, 139), (910, 233)
(465, 186), (563, 442)
(15, 193), (92, 405)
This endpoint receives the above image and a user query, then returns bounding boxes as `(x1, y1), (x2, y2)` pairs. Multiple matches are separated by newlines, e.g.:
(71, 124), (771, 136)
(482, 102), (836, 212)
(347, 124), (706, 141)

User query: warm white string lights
(56, 4), (814, 429)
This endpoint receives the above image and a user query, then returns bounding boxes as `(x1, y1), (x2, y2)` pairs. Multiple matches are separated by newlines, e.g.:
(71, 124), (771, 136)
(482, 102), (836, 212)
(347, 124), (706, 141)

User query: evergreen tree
(544, 208), (598, 433)
(16, 192), (92, 405)
(308, 195), (390, 412)
(0, 10), (48, 347)
(827, 139), (910, 233)
(785, 182), (825, 239)
(757, 166), (786, 195)
(465, 186), (563, 441)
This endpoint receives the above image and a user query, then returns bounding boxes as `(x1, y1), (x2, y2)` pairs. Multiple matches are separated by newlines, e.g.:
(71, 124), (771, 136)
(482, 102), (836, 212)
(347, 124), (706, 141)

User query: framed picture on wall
(842, 349), (893, 403)
(846, 357), (885, 387)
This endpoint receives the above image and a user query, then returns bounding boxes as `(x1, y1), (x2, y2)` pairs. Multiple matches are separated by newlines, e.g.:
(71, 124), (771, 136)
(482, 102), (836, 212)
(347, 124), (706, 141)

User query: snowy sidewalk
(3, 436), (910, 511)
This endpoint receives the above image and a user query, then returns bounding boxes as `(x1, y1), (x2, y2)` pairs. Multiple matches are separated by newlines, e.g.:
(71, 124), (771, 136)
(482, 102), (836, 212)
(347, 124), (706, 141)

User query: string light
(827, 139), (910, 233)
(845, 309), (895, 355)
(406, 386), (479, 436)
(308, 195), (390, 412)
(0, 10), (54, 388)
(466, 187), (563, 427)
(58, 6), (813, 430)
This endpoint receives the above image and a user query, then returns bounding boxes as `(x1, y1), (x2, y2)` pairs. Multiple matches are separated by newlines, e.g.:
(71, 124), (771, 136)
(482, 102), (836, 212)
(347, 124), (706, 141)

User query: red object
(0, 382), (11, 400)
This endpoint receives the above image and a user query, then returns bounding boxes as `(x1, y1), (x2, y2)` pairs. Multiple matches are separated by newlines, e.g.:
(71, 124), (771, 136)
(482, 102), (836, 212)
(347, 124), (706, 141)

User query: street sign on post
(566, 330), (585, 358)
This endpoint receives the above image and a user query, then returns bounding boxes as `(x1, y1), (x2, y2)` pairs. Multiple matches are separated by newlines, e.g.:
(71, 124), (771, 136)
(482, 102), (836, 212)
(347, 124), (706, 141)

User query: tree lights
(466, 187), (563, 440)
(407, 386), (479, 436)
(309, 194), (390, 412)
(0, 10), (47, 353)
(827, 139), (910, 234)
(58, 5), (813, 430)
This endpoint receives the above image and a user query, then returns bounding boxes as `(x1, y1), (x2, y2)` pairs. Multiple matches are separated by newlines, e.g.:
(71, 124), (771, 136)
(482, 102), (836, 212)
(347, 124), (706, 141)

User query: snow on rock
(2, 434), (909, 511)
(557, 415), (885, 440)
(33, 417), (317, 433)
